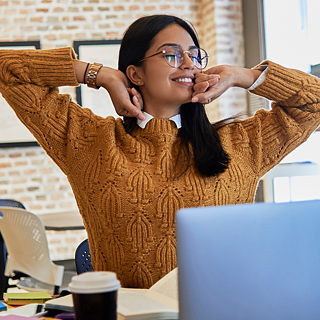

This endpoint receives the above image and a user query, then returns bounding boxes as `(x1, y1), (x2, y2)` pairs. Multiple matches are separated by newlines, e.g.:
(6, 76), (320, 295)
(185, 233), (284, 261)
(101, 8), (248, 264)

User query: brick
(27, 186), (39, 192)
(160, 4), (170, 9)
(20, 9), (31, 14)
(41, 168), (53, 174)
(4, 9), (16, 14)
(12, 188), (24, 194)
(29, 205), (42, 210)
(25, 0), (36, 5)
(31, 160), (44, 165)
(36, 8), (49, 12)
(114, 22), (125, 28)
(62, 16), (70, 21)
(36, 195), (46, 200)
(44, 185), (55, 192)
(13, 36), (25, 41)
(73, 16), (86, 21)
(46, 204), (56, 209)
(67, 25), (78, 29)
(51, 194), (64, 200)
(0, 181), (9, 185)
(53, 25), (62, 30)
(99, 23), (110, 28)
(113, 5), (124, 10)
(30, 17), (43, 22)
(65, 237), (77, 243)
(0, 163), (11, 168)
(91, 14), (102, 20)
(50, 238), (61, 244)
(57, 247), (68, 253)
(92, 32), (103, 38)
(89, 0), (99, 2)
(31, 177), (43, 182)
(105, 14), (117, 18)
(53, 7), (64, 12)
(21, 26), (34, 31)
(68, 7), (79, 12)
(48, 17), (59, 23)
(144, 5), (156, 10)
(19, 196), (32, 202)
(98, 6), (109, 10)
(83, 7), (93, 11)
(0, 1), (9, 5)
(9, 171), (20, 176)
(9, 153), (22, 158)
(27, 36), (40, 41)
(59, 184), (70, 190)
(13, 179), (27, 184)
(73, 0), (84, 3)
(0, 190), (8, 195)
(25, 151), (37, 156)
(42, 0), (52, 2)
(37, 26), (49, 31)
(129, 5), (139, 10)
(24, 169), (36, 174)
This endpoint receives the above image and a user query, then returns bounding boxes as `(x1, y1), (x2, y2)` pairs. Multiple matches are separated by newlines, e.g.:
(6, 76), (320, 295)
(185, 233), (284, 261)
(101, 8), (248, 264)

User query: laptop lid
(176, 200), (320, 320)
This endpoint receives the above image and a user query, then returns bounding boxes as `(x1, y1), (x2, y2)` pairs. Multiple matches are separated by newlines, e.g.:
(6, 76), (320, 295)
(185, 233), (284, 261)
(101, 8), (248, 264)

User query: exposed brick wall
(0, 0), (245, 260)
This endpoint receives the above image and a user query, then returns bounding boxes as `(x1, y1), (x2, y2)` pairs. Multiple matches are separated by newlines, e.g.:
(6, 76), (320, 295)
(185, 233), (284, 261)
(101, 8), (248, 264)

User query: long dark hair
(118, 15), (230, 177)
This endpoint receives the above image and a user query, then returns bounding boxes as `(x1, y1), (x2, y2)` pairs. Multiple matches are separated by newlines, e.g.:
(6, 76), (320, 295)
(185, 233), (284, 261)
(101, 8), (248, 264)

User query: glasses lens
(190, 48), (208, 69)
(164, 46), (183, 68)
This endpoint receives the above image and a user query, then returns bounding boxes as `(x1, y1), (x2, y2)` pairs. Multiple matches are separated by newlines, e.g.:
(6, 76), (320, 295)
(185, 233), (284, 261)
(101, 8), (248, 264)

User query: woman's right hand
(98, 66), (144, 120)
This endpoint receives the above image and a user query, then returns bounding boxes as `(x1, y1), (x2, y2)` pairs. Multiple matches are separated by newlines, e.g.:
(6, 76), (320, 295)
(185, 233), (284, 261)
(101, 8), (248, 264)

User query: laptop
(176, 200), (320, 320)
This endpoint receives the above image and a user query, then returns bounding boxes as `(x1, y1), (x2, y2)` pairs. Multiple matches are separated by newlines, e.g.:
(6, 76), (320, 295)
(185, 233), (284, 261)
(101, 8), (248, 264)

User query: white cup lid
(68, 271), (121, 294)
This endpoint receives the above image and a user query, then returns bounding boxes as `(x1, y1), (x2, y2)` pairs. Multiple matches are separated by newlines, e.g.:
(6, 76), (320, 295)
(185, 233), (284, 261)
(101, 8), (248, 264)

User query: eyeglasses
(138, 45), (209, 70)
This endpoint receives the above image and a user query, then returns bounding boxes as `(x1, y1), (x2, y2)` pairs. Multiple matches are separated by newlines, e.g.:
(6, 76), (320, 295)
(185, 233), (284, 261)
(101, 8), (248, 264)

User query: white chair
(0, 206), (65, 295)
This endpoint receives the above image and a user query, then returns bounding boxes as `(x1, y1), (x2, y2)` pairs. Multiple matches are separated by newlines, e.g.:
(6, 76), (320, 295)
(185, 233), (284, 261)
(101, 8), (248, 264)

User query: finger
(127, 88), (143, 111)
(192, 85), (223, 103)
(193, 77), (219, 96)
(194, 74), (220, 84)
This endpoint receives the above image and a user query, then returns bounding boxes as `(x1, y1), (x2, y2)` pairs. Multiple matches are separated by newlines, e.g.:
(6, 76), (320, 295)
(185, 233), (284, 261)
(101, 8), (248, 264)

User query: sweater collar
(137, 112), (181, 129)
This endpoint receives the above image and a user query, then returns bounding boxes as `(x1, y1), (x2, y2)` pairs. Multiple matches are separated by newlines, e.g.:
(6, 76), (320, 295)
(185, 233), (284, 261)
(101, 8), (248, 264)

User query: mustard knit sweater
(1, 48), (320, 288)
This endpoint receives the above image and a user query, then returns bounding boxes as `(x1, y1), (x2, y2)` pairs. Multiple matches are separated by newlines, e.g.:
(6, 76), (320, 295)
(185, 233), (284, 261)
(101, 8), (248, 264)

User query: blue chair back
(75, 239), (93, 274)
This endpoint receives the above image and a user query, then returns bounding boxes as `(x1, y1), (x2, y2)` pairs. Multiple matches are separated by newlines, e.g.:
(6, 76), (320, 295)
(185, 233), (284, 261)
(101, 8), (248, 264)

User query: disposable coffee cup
(69, 271), (121, 320)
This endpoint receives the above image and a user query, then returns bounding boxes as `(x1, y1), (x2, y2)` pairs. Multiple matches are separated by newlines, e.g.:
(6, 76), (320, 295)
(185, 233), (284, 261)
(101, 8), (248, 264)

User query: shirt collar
(137, 111), (181, 129)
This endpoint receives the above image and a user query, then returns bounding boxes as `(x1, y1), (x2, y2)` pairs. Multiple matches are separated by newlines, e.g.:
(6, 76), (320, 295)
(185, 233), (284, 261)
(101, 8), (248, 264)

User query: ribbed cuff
(250, 60), (306, 103)
(27, 47), (79, 87)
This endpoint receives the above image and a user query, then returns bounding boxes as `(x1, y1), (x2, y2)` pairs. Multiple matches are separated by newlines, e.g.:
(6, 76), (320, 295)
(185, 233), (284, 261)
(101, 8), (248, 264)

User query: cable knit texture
(1, 47), (320, 288)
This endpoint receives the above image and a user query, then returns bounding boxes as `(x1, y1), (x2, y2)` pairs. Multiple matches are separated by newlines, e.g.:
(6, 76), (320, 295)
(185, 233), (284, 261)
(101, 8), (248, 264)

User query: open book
(117, 268), (178, 320)
(45, 268), (178, 320)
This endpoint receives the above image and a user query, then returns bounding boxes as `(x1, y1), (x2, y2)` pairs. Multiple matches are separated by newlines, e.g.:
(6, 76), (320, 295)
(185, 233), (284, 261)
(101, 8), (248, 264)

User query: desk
(40, 211), (85, 231)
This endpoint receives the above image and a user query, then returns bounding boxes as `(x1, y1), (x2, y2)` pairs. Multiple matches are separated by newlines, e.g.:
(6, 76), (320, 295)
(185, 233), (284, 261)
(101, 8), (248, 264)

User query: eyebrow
(156, 43), (198, 51)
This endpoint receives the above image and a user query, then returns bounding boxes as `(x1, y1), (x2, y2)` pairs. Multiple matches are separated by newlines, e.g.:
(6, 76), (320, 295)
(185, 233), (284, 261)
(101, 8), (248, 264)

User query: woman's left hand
(192, 65), (262, 104)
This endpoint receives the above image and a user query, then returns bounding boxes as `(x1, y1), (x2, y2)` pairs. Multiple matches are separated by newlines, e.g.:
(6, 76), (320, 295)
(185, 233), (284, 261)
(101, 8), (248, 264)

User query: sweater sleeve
(0, 47), (94, 175)
(223, 60), (320, 178)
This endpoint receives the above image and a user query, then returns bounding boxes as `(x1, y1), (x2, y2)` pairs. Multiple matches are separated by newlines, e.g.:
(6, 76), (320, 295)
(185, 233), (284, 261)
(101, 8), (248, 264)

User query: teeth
(174, 78), (193, 82)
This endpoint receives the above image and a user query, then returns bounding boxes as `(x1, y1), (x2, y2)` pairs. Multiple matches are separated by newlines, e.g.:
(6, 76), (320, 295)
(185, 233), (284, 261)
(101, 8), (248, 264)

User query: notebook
(176, 200), (320, 320)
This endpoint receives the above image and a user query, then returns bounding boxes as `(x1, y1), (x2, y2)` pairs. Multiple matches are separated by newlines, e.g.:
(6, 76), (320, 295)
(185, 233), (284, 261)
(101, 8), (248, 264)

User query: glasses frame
(138, 45), (209, 70)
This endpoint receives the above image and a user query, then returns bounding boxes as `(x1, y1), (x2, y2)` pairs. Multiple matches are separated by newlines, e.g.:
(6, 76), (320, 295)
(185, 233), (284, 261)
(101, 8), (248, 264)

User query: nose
(180, 51), (195, 70)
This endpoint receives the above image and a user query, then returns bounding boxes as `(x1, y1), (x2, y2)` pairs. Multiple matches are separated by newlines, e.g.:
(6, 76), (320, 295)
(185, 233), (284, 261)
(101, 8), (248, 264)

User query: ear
(126, 65), (144, 86)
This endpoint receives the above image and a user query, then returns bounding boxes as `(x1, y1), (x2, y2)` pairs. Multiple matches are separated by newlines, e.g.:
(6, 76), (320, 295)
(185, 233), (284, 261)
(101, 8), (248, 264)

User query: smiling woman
(1, 14), (320, 289)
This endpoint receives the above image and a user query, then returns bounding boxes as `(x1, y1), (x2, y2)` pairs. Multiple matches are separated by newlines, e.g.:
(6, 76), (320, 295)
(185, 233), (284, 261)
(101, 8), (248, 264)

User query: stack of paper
(3, 292), (52, 306)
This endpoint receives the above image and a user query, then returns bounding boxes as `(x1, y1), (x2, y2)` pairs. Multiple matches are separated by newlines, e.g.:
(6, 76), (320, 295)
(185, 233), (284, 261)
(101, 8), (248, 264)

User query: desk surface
(39, 211), (85, 231)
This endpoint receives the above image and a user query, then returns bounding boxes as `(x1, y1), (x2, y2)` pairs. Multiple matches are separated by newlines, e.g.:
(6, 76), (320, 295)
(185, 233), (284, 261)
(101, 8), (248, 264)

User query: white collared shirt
(136, 66), (268, 129)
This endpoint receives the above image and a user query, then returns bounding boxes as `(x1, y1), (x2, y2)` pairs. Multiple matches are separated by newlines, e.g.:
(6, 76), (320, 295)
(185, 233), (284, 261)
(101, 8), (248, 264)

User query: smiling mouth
(173, 78), (194, 83)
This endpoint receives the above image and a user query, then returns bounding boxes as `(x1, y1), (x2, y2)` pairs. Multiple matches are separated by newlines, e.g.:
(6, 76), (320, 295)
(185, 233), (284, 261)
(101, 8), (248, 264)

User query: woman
(0, 14), (320, 288)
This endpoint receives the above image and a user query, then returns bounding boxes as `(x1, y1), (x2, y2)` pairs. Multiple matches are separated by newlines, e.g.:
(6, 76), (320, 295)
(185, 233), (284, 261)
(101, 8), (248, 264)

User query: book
(45, 268), (179, 320)
(117, 268), (178, 320)
(0, 301), (7, 312)
(3, 292), (52, 306)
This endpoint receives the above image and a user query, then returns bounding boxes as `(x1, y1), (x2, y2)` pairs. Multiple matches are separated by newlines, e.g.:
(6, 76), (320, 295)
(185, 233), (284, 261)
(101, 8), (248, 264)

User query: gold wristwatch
(86, 62), (103, 89)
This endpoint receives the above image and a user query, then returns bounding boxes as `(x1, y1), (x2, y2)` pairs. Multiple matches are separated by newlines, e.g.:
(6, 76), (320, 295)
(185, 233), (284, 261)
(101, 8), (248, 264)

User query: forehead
(150, 24), (196, 51)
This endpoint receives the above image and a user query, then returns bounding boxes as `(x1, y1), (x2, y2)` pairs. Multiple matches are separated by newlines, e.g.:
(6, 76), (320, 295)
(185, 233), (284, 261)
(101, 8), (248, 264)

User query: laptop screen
(176, 200), (320, 320)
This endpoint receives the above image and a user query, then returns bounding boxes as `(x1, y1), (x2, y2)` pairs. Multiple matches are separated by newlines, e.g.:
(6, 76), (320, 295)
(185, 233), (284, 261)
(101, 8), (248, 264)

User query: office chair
(0, 206), (65, 296)
(0, 199), (26, 299)
(75, 239), (93, 274)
